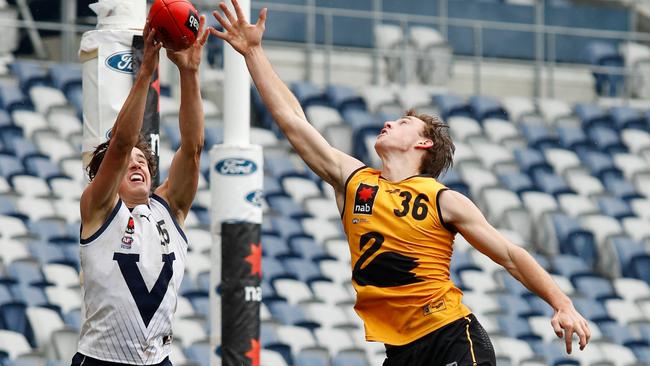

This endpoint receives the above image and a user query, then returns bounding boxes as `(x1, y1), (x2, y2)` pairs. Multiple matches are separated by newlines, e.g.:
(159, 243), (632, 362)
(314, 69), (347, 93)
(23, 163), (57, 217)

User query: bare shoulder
(438, 189), (477, 224)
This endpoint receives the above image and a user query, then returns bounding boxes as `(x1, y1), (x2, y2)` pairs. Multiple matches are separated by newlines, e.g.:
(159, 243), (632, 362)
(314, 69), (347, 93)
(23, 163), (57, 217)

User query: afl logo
(245, 190), (263, 207)
(215, 158), (257, 176)
(106, 51), (133, 74)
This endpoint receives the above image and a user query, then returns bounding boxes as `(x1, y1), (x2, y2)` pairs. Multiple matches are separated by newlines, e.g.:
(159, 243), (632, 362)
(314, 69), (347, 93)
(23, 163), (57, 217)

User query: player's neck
(380, 156), (421, 183)
(121, 196), (150, 209)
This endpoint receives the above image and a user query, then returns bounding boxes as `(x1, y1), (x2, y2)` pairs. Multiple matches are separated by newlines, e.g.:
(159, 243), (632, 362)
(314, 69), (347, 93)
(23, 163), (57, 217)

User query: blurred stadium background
(0, 0), (649, 365)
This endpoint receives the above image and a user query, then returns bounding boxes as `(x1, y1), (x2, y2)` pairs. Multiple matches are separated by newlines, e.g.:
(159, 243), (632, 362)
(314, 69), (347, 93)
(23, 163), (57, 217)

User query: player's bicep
(83, 143), (130, 216)
(439, 190), (512, 266)
(155, 147), (200, 221)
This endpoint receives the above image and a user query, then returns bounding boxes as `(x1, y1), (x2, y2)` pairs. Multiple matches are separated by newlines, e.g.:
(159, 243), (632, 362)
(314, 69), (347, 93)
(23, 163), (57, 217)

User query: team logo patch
(353, 183), (379, 215)
(121, 217), (135, 249)
(422, 299), (446, 316)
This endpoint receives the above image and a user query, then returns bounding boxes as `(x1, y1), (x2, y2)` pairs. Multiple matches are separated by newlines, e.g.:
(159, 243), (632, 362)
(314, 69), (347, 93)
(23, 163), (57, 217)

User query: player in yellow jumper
(211, 1), (591, 364)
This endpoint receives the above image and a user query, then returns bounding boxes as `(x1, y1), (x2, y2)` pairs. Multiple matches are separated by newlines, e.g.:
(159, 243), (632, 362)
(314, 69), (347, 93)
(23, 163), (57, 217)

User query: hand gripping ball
(148, 0), (200, 51)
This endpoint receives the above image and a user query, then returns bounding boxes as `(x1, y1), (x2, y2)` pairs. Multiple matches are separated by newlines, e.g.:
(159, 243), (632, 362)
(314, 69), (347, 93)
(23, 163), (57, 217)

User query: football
(148, 0), (200, 51)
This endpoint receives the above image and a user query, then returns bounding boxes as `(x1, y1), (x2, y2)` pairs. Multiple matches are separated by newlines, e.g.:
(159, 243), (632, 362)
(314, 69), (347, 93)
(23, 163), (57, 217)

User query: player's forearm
(244, 46), (307, 130)
(507, 246), (573, 311)
(178, 70), (204, 154)
(112, 71), (153, 150)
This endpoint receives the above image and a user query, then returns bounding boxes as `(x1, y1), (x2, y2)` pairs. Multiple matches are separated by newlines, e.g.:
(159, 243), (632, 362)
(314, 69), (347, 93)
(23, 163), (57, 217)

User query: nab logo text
(244, 286), (262, 302)
(353, 183), (378, 215)
(186, 11), (200, 35)
(106, 51), (133, 74)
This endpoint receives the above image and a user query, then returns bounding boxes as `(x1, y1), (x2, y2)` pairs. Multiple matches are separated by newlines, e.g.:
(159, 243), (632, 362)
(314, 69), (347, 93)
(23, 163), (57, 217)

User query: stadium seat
(621, 129), (650, 157)
(295, 348), (330, 366)
(549, 213), (597, 265)
(572, 275), (618, 301)
(0, 84), (31, 113)
(497, 315), (541, 342)
(575, 102), (613, 130)
(556, 126), (592, 153)
(531, 171), (573, 198)
(0, 329), (32, 360)
(537, 98), (573, 125)
(0, 302), (35, 347)
(602, 175), (643, 201)
(326, 84), (366, 113)
(314, 327), (361, 355)
(502, 96), (537, 124)
(468, 95), (509, 122)
(433, 94), (472, 120)
(557, 194), (599, 217)
(572, 297), (615, 323)
(472, 142), (517, 173)
(483, 118), (524, 149)
(493, 336), (538, 365)
(28, 86), (67, 118)
(266, 300), (320, 329)
(521, 123), (560, 150)
(273, 279), (314, 304)
(25, 306), (65, 353)
(49, 64), (81, 96)
(280, 176), (322, 204)
(578, 150), (622, 181)
(50, 328), (78, 362)
(603, 299), (646, 325)
(11, 61), (49, 93)
(597, 196), (635, 220)
(283, 257), (328, 284)
(332, 350), (369, 366)
(291, 81), (328, 108)
(261, 234), (291, 259)
(587, 126), (627, 154)
(261, 349), (289, 366)
(266, 193), (306, 219)
(597, 342), (640, 366)
(563, 171), (605, 198)
(514, 148), (553, 177)
(610, 106), (647, 131)
(310, 280), (354, 305)
(304, 196), (340, 221)
(447, 116), (484, 143)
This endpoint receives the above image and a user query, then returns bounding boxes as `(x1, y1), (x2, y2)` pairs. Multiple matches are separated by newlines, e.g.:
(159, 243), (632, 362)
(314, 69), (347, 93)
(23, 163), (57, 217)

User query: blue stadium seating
(521, 123), (560, 150)
(434, 94), (472, 120)
(549, 214), (597, 267)
(587, 127), (627, 154)
(468, 95), (508, 122)
(611, 106), (647, 131)
(514, 148), (553, 177)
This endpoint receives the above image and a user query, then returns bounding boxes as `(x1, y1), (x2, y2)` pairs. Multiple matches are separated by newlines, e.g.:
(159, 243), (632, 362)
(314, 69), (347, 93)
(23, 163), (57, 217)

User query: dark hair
(406, 109), (454, 178)
(86, 135), (157, 183)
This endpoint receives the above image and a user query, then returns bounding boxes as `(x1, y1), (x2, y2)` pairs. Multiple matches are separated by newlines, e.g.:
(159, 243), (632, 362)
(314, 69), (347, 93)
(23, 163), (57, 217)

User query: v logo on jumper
(113, 252), (176, 327)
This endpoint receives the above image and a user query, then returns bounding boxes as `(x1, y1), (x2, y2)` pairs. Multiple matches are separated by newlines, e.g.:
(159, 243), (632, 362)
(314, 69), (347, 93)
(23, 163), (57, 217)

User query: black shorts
(71, 353), (173, 366)
(382, 314), (496, 366)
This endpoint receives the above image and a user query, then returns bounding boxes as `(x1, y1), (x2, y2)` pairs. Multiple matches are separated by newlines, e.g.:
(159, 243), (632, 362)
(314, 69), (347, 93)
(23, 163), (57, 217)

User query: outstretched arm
(155, 15), (209, 224)
(439, 190), (591, 354)
(210, 0), (363, 193)
(81, 24), (161, 228)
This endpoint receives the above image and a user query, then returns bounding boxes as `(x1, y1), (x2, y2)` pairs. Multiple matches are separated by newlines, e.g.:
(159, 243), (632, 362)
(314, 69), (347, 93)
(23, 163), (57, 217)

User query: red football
(148, 0), (200, 51)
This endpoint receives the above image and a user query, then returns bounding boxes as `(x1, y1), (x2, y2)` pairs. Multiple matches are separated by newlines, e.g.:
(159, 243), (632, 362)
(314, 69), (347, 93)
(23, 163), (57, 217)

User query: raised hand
(551, 304), (591, 354)
(141, 21), (162, 76)
(166, 14), (210, 72)
(210, 0), (267, 56)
